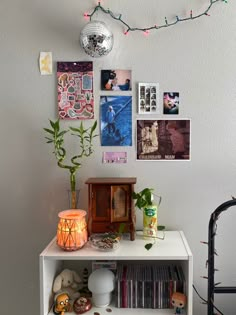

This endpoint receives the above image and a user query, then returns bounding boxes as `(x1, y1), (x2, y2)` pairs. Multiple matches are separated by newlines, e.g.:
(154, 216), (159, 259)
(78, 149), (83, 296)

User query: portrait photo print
(100, 96), (132, 146)
(163, 92), (179, 115)
(101, 69), (132, 91)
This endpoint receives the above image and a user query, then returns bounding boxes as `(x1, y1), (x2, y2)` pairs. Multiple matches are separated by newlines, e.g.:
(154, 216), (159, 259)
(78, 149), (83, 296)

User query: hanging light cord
(193, 284), (224, 315)
(84, 0), (228, 35)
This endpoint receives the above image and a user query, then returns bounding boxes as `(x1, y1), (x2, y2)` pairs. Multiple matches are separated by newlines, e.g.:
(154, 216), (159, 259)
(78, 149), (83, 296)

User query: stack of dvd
(115, 263), (185, 309)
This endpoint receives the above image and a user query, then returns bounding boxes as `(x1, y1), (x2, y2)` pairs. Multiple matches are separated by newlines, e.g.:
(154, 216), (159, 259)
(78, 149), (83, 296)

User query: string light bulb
(84, 13), (89, 20)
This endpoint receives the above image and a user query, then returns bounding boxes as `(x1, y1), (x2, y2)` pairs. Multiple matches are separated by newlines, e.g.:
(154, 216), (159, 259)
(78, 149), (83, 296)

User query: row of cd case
(115, 264), (186, 309)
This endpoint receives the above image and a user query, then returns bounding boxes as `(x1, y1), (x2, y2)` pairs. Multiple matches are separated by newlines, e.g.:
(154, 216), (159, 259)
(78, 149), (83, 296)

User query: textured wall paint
(1, 0), (236, 314)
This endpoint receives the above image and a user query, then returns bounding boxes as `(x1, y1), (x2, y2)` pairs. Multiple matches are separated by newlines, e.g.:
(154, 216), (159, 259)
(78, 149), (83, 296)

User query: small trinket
(106, 307), (112, 312)
(171, 292), (186, 314)
(90, 233), (120, 251)
(53, 293), (72, 315)
(73, 297), (92, 314)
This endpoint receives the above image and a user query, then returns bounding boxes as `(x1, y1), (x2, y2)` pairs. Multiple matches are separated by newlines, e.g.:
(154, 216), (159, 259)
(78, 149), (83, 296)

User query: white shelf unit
(40, 231), (193, 315)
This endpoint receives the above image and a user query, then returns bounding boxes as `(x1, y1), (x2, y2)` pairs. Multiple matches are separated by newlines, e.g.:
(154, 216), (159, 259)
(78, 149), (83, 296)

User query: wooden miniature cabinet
(85, 177), (137, 240)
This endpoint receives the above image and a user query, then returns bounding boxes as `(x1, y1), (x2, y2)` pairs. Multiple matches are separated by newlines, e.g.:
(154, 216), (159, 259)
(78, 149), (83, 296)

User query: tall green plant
(44, 119), (98, 208)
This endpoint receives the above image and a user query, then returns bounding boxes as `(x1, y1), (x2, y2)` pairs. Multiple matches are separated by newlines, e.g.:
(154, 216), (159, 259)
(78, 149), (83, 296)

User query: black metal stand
(207, 199), (236, 315)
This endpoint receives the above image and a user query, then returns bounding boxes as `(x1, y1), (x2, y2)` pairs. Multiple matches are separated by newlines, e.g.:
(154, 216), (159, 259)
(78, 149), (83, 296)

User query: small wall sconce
(88, 269), (115, 307)
(57, 209), (88, 251)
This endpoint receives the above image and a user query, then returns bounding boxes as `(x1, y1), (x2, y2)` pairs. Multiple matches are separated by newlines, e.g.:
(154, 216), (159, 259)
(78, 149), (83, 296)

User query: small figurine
(171, 292), (187, 314)
(53, 292), (72, 315)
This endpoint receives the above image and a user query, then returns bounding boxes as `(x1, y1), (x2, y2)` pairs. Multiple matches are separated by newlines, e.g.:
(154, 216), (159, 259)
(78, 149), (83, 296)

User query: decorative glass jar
(57, 209), (87, 251)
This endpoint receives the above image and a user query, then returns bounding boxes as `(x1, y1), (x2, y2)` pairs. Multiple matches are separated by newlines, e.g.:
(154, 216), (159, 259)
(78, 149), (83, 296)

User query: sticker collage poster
(57, 62), (94, 119)
(136, 119), (190, 161)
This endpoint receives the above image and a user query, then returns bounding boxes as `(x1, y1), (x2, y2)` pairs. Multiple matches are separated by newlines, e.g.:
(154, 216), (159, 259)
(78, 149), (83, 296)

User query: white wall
(1, 0), (236, 314)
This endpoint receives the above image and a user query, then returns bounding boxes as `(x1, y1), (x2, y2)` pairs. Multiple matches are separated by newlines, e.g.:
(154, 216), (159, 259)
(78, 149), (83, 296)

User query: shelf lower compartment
(40, 231), (192, 315)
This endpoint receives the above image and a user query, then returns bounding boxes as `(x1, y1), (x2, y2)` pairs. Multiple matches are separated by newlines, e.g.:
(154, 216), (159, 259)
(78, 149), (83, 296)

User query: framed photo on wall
(136, 119), (191, 161)
(138, 83), (159, 114)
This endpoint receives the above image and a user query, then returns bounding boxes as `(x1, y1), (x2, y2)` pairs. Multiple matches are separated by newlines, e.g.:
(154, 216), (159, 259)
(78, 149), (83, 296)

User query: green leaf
(118, 223), (126, 234)
(54, 119), (60, 132)
(70, 127), (80, 132)
(44, 128), (54, 135)
(79, 122), (85, 133)
(90, 120), (97, 134)
(58, 130), (68, 137)
(145, 243), (153, 250)
(49, 120), (55, 129)
(132, 187), (155, 208)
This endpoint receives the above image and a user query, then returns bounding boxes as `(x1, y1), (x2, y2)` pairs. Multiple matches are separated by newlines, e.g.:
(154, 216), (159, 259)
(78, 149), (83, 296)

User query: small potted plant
(44, 119), (98, 209)
(132, 188), (161, 239)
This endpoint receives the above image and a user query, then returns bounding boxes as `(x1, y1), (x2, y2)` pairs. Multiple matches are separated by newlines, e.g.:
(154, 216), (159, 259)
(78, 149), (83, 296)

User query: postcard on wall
(138, 83), (160, 114)
(163, 92), (179, 114)
(57, 61), (94, 120)
(101, 69), (132, 91)
(103, 152), (127, 163)
(136, 119), (190, 161)
(39, 52), (52, 75)
(100, 95), (132, 146)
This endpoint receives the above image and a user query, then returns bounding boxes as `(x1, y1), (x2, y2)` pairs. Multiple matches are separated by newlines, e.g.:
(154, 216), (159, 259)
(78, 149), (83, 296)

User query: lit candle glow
(57, 210), (88, 251)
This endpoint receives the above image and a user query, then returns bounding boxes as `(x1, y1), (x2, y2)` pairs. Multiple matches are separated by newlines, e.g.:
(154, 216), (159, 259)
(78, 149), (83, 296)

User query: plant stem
(70, 190), (77, 209)
(70, 170), (76, 191)
(70, 170), (76, 209)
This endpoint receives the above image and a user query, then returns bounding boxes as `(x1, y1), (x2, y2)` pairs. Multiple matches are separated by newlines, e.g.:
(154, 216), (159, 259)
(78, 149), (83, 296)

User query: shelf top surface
(85, 177), (137, 184)
(40, 231), (192, 260)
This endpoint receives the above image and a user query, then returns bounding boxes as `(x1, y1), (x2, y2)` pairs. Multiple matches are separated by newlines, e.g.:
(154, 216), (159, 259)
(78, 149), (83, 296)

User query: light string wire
(192, 284), (224, 315)
(197, 215), (224, 315)
(84, 0), (228, 35)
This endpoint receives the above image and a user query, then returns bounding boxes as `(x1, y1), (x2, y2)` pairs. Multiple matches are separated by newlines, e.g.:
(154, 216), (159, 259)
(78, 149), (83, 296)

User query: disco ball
(80, 21), (114, 58)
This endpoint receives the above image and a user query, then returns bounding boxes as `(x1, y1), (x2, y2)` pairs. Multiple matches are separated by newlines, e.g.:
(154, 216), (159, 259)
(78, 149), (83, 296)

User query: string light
(84, 0), (227, 35)
(83, 12), (90, 20)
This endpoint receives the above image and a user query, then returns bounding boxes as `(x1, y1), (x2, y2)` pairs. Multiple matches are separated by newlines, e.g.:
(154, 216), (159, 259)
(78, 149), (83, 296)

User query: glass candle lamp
(57, 209), (88, 251)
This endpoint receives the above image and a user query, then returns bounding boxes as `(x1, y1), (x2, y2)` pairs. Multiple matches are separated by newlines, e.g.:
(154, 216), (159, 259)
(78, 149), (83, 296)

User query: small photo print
(100, 95), (132, 146)
(138, 83), (159, 114)
(103, 152), (127, 163)
(101, 69), (132, 91)
(136, 119), (190, 161)
(163, 92), (179, 114)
